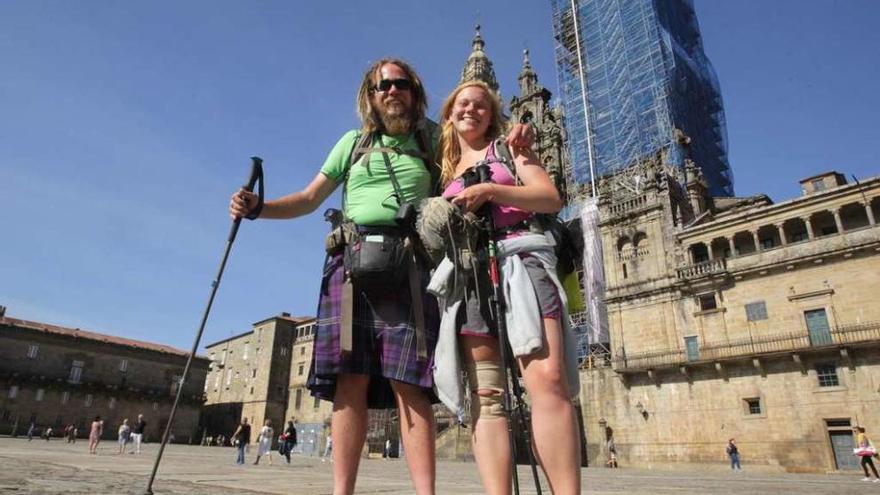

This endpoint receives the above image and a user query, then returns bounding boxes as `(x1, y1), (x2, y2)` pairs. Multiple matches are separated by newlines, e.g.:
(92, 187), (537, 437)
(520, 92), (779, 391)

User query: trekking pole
(142, 157), (263, 495)
(475, 162), (542, 495)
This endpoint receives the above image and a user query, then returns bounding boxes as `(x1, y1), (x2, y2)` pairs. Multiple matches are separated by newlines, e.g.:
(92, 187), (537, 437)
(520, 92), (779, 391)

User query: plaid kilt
(306, 253), (439, 409)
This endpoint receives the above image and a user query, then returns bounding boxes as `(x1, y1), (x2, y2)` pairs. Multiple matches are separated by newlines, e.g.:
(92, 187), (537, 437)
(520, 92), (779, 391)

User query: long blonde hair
(438, 80), (506, 187)
(356, 57), (427, 135)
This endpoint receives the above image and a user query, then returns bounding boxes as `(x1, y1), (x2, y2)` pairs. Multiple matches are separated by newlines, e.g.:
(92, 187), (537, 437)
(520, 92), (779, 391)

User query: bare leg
(460, 335), (511, 495)
(519, 318), (581, 495)
(391, 380), (436, 495)
(331, 373), (370, 495)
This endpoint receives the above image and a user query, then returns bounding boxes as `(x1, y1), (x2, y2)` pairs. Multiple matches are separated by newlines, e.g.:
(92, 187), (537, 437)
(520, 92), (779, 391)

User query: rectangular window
(684, 336), (700, 362)
(226, 369), (233, 386)
(221, 349), (227, 366)
(250, 386), (254, 395)
(698, 293), (717, 311)
(280, 347), (288, 357)
(243, 342), (250, 360)
(252, 369), (257, 378)
(313, 397), (320, 410)
(68, 361), (84, 384)
(300, 347), (306, 356)
(805, 309), (833, 346)
(109, 397), (116, 409)
(816, 364), (840, 387)
(745, 398), (761, 415)
(27, 344), (39, 359)
(84, 394), (93, 407)
(295, 389), (303, 410)
(35, 388), (45, 401)
(8, 385), (19, 399)
(298, 364), (304, 376)
(119, 359), (128, 372)
(745, 301), (768, 322)
(61, 391), (70, 404)
(812, 179), (826, 192)
(214, 372), (221, 389)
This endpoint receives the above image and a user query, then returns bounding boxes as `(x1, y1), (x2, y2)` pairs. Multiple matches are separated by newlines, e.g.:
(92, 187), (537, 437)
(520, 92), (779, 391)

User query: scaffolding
(550, 0), (734, 360)
(550, 0), (733, 199)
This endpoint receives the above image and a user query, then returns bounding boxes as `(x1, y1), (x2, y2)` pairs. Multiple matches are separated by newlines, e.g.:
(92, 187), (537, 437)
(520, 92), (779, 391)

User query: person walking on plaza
(231, 418), (251, 465)
(253, 419), (274, 466)
(854, 426), (880, 482)
(117, 419), (131, 454)
(726, 438), (742, 472)
(321, 435), (333, 464)
(65, 424), (76, 443)
(281, 420), (297, 464)
(130, 414), (146, 454)
(26, 422), (36, 441)
(88, 416), (103, 454)
(43, 426), (53, 441)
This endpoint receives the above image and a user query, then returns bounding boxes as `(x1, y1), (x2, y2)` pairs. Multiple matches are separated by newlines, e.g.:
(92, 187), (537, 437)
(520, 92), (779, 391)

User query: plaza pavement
(0, 437), (865, 494)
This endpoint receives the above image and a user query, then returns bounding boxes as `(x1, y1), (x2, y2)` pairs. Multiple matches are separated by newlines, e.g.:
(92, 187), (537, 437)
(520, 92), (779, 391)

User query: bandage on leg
(465, 360), (506, 424)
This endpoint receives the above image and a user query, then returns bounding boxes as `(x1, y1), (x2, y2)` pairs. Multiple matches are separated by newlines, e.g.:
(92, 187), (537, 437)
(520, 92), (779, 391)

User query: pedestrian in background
(321, 434), (333, 464)
(43, 426), (53, 441)
(130, 414), (146, 454)
(88, 416), (103, 454)
(26, 422), (36, 441)
(231, 418), (251, 465)
(117, 419), (131, 454)
(281, 420), (297, 464)
(65, 424), (76, 443)
(726, 438), (742, 472)
(254, 419), (274, 466)
(854, 426), (880, 482)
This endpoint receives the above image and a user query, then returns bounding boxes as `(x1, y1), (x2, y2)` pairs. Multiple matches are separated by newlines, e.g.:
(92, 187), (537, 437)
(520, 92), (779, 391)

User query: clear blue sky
(2, 1), (878, 352)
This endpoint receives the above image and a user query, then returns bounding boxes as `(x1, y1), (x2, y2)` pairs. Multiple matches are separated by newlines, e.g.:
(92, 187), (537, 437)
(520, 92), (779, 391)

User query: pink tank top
(441, 142), (532, 229)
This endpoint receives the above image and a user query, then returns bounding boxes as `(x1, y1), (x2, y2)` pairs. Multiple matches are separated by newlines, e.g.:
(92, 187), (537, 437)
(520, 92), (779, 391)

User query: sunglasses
(373, 78), (412, 92)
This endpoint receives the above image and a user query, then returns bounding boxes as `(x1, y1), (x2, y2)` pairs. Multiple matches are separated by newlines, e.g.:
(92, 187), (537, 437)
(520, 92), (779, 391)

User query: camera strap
(378, 135), (406, 207)
(378, 136), (428, 359)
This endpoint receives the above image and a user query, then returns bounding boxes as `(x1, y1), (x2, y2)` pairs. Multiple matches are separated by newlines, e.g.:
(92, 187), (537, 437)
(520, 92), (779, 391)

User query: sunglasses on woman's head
(373, 78), (412, 92)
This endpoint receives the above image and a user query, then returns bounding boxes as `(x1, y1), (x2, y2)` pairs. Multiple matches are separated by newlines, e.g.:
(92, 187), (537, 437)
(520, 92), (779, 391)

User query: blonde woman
(254, 419), (274, 466)
(431, 80), (580, 495)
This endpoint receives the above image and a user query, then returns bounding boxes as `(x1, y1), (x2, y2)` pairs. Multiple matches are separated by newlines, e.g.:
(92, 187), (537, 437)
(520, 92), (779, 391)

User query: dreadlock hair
(356, 57), (427, 135)
(438, 80), (506, 187)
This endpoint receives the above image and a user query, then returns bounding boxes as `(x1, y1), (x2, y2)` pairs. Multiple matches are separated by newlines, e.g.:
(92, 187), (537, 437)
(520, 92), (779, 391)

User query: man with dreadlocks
(230, 58), (531, 495)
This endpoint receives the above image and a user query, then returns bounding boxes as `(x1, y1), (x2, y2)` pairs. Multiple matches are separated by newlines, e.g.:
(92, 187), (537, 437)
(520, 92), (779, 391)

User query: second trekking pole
(475, 162), (542, 495)
(142, 156), (264, 495)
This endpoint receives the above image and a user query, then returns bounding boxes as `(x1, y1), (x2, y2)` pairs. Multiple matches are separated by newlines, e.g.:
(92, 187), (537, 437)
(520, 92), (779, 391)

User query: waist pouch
(344, 227), (408, 283)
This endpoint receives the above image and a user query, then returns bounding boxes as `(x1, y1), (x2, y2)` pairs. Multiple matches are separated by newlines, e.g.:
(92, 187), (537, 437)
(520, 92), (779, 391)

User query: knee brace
(465, 360), (506, 424)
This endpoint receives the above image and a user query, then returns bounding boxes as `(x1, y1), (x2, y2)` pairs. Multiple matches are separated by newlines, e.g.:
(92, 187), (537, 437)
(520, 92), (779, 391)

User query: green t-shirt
(320, 129), (434, 226)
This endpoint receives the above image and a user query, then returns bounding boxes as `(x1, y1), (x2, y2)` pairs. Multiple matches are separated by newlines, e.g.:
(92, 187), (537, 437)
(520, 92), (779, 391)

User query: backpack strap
(491, 137), (522, 186)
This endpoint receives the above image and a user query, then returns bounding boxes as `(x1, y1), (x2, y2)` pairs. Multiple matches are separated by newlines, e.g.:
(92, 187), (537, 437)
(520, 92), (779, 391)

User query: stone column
(728, 237), (736, 258)
(832, 208), (844, 234)
(865, 203), (876, 226)
(752, 230), (761, 252)
(803, 217), (815, 239)
(776, 223), (787, 246)
(706, 242), (714, 260)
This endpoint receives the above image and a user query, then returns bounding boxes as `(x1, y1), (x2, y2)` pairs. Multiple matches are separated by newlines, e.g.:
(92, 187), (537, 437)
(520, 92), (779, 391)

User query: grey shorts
(457, 254), (562, 338)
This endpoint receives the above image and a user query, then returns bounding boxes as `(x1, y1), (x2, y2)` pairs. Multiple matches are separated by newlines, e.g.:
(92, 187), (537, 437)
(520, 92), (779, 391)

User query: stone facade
(202, 313), (304, 445)
(580, 161), (880, 472)
(0, 315), (209, 443)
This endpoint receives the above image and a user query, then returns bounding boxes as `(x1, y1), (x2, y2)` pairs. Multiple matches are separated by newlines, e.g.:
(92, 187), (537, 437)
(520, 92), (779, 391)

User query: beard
(376, 99), (413, 135)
